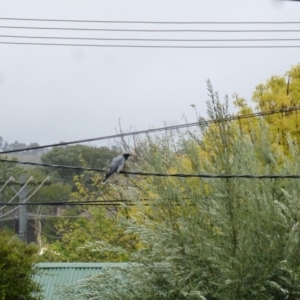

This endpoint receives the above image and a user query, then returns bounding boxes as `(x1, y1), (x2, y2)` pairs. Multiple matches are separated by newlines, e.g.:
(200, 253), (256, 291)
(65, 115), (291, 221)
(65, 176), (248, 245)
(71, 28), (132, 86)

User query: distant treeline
(0, 136), (46, 154)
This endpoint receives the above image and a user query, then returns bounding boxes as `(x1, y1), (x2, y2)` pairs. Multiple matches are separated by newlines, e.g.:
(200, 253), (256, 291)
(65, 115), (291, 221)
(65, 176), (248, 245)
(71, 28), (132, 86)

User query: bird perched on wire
(101, 153), (132, 184)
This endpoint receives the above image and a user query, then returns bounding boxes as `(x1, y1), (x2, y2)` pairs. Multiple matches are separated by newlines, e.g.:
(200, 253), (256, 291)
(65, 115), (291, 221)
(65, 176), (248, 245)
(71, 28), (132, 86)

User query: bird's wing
(107, 163), (120, 175)
(111, 155), (123, 166)
(102, 164), (118, 183)
(106, 155), (122, 174)
(102, 155), (126, 183)
(111, 155), (123, 165)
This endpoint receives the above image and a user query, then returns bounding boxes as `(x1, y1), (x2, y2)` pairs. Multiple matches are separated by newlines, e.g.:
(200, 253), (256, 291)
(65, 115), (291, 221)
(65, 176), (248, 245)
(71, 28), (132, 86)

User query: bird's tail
(101, 175), (109, 184)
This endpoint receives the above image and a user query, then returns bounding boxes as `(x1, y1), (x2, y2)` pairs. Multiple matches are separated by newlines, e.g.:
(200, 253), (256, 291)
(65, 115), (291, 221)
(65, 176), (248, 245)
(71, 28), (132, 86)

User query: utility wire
(0, 202), (151, 207)
(0, 215), (90, 221)
(1, 26), (300, 32)
(0, 105), (299, 155)
(7, 234), (18, 244)
(30, 214), (102, 218)
(1, 42), (299, 48)
(0, 18), (299, 24)
(28, 221), (62, 239)
(41, 220), (63, 235)
(0, 177), (33, 212)
(0, 177), (50, 219)
(0, 158), (300, 179)
(1, 35), (300, 42)
(38, 230), (63, 239)
(0, 198), (176, 206)
(0, 200), (133, 206)
(0, 197), (184, 205)
(0, 177), (15, 193)
(0, 215), (89, 221)
(0, 158), (103, 172)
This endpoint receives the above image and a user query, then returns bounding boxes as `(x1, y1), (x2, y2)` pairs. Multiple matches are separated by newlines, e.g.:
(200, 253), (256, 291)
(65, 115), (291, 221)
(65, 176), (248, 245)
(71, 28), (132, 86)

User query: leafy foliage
(61, 66), (300, 299)
(0, 231), (42, 300)
(40, 145), (119, 185)
(40, 207), (138, 262)
(0, 136), (45, 154)
(244, 64), (300, 154)
(40, 152), (139, 262)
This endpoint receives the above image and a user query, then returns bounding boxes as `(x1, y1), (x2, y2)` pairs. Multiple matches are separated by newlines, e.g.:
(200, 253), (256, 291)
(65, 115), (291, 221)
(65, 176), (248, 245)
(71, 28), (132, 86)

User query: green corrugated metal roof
(34, 263), (127, 300)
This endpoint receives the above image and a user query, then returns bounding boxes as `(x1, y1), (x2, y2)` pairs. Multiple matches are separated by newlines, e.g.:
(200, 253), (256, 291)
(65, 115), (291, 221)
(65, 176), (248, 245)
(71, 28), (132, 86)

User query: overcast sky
(0, 0), (299, 147)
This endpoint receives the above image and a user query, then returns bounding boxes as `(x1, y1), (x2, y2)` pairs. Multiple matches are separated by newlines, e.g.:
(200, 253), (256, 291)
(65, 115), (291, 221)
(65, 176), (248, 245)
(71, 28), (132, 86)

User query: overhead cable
(0, 18), (299, 24)
(27, 222), (63, 239)
(0, 200), (133, 206)
(0, 177), (50, 219)
(0, 215), (90, 221)
(0, 105), (299, 154)
(0, 158), (300, 179)
(2, 35), (300, 42)
(0, 42), (299, 48)
(0, 177), (33, 212)
(1, 25), (300, 32)
(0, 177), (15, 193)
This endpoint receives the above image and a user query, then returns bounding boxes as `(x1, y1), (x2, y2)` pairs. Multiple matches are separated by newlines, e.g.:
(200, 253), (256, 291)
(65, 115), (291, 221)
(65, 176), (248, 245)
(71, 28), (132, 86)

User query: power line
(1, 25), (300, 32)
(41, 220), (62, 235)
(0, 201), (169, 207)
(1, 35), (300, 42)
(0, 177), (50, 219)
(0, 18), (299, 24)
(0, 41), (300, 48)
(0, 198), (153, 205)
(0, 177), (33, 212)
(0, 200), (133, 206)
(7, 234), (18, 244)
(31, 214), (110, 218)
(1, 42), (300, 48)
(0, 215), (89, 221)
(0, 105), (299, 155)
(38, 230), (62, 239)
(27, 221), (62, 239)
(0, 177), (15, 193)
(0, 158), (300, 179)
(0, 158), (102, 172)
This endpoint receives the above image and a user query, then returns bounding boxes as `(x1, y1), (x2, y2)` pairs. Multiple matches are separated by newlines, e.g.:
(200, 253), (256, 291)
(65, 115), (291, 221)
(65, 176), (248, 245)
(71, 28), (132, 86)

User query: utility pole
(0, 175), (51, 243)
(18, 175), (27, 243)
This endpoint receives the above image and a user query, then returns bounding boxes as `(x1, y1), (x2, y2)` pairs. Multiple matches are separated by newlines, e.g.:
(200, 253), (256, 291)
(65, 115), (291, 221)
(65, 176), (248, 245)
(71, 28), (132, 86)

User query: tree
(40, 206), (138, 262)
(0, 156), (23, 182)
(39, 168), (139, 262)
(237, 64), (300, 154)
(0, 231), (41, 300)
(40, 145), (119, 186)
(61, 80), (300, 299)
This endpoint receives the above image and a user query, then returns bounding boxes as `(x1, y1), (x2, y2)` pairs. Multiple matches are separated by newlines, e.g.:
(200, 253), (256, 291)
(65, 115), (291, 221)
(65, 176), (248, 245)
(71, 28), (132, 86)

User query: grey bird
(101, 153), (132, 184)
